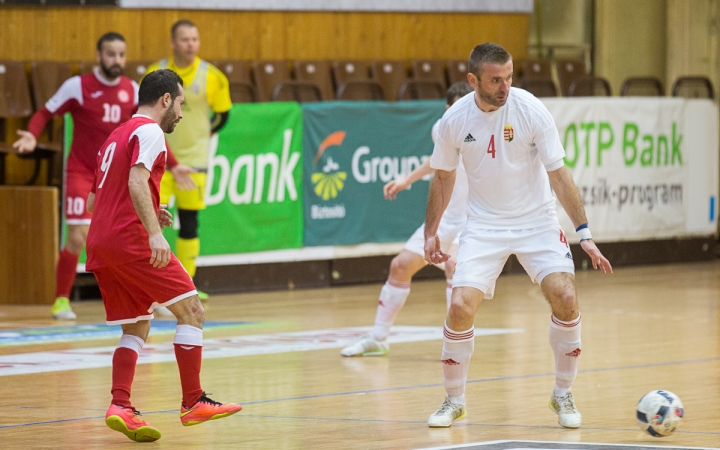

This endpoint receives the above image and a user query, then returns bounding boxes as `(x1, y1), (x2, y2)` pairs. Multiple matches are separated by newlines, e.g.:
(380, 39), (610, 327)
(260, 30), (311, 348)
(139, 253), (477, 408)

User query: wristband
(575, 223), (588, 231)
(577, 228), (592, 241)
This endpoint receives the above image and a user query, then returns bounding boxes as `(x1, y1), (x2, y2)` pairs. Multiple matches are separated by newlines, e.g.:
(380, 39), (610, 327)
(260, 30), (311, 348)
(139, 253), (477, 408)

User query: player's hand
(12, 130), (37, 154)
(148, 233), (171, 268)
(171, 164), (198, 191)
(424, 235), (450, 265)
(580, 239), (613, 274)
(384, 176), (410, 200)
(158, 204), (173, 229)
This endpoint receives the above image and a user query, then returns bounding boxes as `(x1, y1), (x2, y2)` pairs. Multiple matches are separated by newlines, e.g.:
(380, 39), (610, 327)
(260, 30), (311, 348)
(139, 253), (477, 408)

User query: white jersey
(430, 88), (565, 229)
(431, 119), (468, 225)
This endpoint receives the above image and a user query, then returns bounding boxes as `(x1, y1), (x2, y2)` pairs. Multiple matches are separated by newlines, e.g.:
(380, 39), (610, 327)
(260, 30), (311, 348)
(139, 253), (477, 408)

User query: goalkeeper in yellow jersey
(146, 19), (232, 311)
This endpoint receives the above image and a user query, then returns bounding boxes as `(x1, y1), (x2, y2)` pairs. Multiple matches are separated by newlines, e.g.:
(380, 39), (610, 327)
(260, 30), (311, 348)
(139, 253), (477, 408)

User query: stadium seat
(397, 80), (444, 100)
(521, 59), (552, 80)
(29, 61), (71, 185)
(446, 59), (469, 86)
(212, 60), (257, 103)
(336, 80), (384, 101)
(294, 60), (334, 101)
(0, 60), (35, 185)
(556, 59), (586, 96)
(332, 60), (370, 87)
(620, 77), (664, 96)
(271, 81), (322, 102)
(252, 60), (292, 102)
(672, 76), (714, 99)
(515, 78), (558, 97)
(412, 59), (447, 89)
(568, 76), (612, 97)
(124, 60), (154, 84)
(371, 60), (409, 101)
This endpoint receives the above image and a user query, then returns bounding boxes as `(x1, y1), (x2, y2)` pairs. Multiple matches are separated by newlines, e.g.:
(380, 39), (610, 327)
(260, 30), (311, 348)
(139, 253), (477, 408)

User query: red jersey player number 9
(98, 142), (117, 189)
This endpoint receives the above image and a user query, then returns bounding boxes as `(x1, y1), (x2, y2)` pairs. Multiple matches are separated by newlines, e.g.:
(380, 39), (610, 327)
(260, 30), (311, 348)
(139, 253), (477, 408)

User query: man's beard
(478, 88), (507, 107)
(161, 103), (180, 133)
(100, 61), (123, 79)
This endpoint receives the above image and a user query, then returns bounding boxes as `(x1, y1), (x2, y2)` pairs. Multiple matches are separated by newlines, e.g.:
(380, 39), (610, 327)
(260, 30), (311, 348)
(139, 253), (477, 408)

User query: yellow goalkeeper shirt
(146, 57), (231, 168)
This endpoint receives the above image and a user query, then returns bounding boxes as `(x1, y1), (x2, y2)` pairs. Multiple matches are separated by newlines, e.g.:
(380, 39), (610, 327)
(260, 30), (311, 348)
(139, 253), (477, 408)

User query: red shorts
(93, 255), (197, 325)
(65, 168), (95, 224)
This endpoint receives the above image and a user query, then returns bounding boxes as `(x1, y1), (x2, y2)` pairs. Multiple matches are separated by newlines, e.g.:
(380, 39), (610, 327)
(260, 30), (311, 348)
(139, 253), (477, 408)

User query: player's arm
(13, 77), (81, 153)
(424, 168), (456, 264)
(208, 65), (232, 135)
(128, 165), (171, 268)
(166, 139), (197, 191)
(384, 158), (434, 200)
(548, 166), (612, 274)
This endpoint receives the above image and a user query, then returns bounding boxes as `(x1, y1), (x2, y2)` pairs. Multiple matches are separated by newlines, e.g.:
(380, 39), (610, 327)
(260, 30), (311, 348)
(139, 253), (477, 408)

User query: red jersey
(28, 69), (138, 174)
(86, 115), (167, 270)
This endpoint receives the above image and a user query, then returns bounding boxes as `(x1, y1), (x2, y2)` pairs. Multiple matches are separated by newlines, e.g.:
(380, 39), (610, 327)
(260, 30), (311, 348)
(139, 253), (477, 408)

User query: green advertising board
(302, 100), (445, 246)
(171, 102), (304, 254)
(63, 102), (304, 267)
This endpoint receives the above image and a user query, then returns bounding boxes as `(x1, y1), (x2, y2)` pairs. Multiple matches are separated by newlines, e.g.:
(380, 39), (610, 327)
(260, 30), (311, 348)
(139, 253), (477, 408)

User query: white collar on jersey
(93, 67), (122, 87)
(132, 114), (153, 119)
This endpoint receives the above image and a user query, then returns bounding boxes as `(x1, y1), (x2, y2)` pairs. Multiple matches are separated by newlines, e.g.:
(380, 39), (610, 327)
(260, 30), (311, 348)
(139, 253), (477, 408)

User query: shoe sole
(548, 401), (581, 429)
(106, 415), (161, 442)
(428, 411), (467, 428)
(51, 312), (77, 320)
(181, 406), (243, 427)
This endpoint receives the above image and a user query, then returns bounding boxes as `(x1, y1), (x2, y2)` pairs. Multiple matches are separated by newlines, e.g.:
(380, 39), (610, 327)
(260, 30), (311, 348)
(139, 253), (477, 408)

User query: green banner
(302, 100), (445, 246)
(190, 102), (304, 254)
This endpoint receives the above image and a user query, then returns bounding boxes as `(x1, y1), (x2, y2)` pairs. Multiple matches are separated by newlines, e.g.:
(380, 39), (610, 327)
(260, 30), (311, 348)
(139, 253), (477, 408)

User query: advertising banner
(542, 98), (718, 242)
(191, 102), (304, 254)
(302, 100), (445, 246)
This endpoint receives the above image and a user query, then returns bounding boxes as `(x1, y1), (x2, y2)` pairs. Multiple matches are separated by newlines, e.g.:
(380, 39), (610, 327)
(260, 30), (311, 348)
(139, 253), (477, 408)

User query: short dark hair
(468, 42), (512, 77)
(138, 69), (184, 107)
(446, 81), (473, 105)
(96, 32), (125, 52)
(172, 19), (197, 39)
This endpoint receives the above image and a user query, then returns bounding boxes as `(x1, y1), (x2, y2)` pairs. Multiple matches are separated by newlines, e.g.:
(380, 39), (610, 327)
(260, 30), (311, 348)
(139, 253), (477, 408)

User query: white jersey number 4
(97, 142), (116, 189)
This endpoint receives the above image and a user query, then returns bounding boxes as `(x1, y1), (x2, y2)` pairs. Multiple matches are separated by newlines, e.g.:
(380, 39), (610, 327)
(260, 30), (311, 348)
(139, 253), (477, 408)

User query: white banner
(119, 0), (533, 13)
(541, 98), (718, 242)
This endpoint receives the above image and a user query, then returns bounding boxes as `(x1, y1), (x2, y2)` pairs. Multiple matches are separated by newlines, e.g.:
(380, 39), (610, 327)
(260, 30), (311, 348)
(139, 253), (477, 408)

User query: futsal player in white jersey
(424, 43), (612, 429)
(340, 82), (474, 357)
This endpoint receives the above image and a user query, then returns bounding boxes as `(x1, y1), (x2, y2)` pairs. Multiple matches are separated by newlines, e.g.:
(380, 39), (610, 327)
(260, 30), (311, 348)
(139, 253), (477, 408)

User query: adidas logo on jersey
(463, 133), (476, 142)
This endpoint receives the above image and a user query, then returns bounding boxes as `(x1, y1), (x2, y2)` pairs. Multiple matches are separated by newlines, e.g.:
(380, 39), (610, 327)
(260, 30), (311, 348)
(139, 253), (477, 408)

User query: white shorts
(404, 219), (465, 260)
(452, 223), (575, 299)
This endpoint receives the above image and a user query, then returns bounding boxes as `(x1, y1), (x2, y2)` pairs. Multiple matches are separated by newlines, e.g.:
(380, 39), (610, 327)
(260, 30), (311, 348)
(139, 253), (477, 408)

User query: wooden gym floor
(0, 260), (718, 449)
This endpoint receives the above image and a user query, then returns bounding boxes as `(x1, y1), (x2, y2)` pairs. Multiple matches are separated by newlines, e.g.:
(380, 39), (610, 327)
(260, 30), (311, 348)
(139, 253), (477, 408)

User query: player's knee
(178, 209), (199, 239)
(389, 255), (409, 277)
(444, 258), (456, 277)
(550, 289), (578, 319)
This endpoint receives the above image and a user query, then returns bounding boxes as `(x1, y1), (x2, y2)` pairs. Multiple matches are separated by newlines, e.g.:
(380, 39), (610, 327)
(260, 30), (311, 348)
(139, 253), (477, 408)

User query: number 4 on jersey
(487, 135), (496, 158)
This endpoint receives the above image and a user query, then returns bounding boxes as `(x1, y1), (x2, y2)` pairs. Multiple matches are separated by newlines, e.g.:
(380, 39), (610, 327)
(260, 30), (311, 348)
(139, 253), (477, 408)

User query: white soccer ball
(636, 390), (684, 437)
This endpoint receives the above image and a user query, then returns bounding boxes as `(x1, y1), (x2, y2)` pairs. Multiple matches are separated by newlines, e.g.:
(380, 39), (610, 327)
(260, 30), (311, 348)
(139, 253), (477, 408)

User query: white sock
(371, 279), (410, 341)
(441, 322), (474, 405)
(118, 334), (144, 354)
(549, 314), (582, 397)
(174, 324), (203, 347)
(445, 279), (453, 311)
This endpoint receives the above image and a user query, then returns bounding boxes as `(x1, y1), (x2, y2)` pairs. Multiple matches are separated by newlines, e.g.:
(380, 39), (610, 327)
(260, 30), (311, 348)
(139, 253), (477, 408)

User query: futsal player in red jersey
(13, 32), (194, 320)
(86, 69), (241, 442)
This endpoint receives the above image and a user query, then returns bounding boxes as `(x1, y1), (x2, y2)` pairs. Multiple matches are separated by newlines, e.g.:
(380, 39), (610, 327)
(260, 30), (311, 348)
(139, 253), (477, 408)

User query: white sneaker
(428, 396), (466, 427)
(153, 306), (174, 318)
(549, 391), (582, 428)
(340, 333), (389, 357)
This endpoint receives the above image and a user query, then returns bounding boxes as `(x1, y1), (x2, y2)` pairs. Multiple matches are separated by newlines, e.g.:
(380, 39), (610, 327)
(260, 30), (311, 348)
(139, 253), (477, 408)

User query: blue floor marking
(2, 355), (718, 431)
(0, 321), (255, 346)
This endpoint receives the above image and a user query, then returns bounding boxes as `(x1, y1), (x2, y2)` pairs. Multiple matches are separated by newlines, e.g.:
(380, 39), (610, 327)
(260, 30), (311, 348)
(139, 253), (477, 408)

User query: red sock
(174, 344), (203, 407)
(55, 249), (79, 298)
(111, 347), (138, 408)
